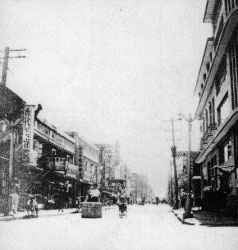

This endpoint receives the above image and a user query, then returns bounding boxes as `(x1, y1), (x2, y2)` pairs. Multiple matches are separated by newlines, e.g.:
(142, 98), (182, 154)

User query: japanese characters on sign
(22, 105), (34, 162)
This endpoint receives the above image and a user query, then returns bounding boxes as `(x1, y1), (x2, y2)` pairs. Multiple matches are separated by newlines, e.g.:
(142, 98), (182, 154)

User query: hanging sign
(66, 163), (79, 178)
(22, 105), (35, 163)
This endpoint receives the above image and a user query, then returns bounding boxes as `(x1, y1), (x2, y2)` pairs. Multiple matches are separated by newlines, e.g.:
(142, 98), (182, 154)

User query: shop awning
(50, 171), (80, 183)
(79, 179), (93, 185)
(218, 158), (235, 173)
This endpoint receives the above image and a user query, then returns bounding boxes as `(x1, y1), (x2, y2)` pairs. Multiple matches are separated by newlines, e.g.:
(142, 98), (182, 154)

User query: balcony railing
(207, 123), (217, 135)
(225, 0), (238, 16)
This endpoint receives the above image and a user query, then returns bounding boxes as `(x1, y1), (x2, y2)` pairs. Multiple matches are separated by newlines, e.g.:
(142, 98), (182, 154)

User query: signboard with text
(66, 163), (79, 178)
(22, 105), (35, 163)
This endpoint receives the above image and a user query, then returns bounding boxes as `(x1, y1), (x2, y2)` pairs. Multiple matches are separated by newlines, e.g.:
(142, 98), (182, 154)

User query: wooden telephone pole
(1, 47), (26, 86)
(164, 118), (180, 209)
(171, 118), (179, 209)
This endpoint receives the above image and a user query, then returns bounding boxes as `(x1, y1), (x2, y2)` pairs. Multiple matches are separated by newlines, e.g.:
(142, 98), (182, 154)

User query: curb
(0, 206), (115, 222)
(173, 210), (238, 227)
(172, 210), (195, 226)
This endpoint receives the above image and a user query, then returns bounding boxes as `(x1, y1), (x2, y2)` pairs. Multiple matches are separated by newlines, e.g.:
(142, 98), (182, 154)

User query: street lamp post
(178, 113), (195, 219)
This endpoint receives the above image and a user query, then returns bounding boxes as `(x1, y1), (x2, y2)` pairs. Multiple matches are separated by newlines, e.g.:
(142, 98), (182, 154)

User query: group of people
(10, 192), (38, 217)
(83, 184), (127, 218)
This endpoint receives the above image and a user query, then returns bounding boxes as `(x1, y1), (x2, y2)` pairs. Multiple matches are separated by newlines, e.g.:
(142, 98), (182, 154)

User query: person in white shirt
(88, 184), (101, 202)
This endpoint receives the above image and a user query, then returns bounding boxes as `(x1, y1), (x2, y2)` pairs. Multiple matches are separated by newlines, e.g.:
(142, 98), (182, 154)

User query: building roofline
(194, 37), (213, 96)
(66, 131), (99, 151)
(36, 117), (75, 143)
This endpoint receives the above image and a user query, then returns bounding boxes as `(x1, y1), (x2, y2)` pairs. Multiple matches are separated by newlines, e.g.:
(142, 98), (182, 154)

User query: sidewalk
(0, 205), (117, 222)
(193, 210), (238, 226)
(172, 209), (200, 226)
(173, 208), (238, 226)
(0, 208), (77, 222)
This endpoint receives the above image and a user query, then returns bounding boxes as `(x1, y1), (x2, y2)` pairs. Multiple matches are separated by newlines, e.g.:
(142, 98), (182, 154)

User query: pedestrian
(85, 186), (93, 202)
(118, 198), (127, 218)
(10, 188), (19, 215)
(88, 184), (101, 202)
(180, 191), (186, 209)
(156, 197), (159, 205)
(27, 196), (38, 217)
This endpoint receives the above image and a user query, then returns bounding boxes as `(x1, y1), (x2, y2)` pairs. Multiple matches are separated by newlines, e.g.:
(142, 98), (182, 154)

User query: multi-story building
(0, 85), (82, 212)
(130, 173), (138, 203)
(194, 0), (238, 216)
(67, 132), (99, 199)
(94, 143), (113, 200)
(176, 151), (200, 206)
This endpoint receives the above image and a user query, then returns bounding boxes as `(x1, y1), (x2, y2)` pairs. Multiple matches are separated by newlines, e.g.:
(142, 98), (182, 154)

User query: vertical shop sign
(22, 105), (35, 163)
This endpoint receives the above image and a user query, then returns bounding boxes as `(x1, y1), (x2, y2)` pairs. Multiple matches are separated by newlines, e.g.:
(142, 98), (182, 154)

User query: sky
(0, 0), (212, 197)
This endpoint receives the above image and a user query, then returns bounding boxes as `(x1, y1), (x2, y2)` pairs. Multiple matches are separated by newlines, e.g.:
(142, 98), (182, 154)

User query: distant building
(67, 132), (99, 199)
(176, 151), (200, 206)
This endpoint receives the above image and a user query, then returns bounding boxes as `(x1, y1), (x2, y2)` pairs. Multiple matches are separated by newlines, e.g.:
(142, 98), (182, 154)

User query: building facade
(176, 151), (200, 206)
(66, 132), (100, 200)
(194, 0), (238, 216)
(0, 86), (96, 212)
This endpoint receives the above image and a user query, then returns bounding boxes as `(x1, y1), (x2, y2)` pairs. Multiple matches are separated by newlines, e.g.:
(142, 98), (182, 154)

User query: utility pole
(0, 47), (26, 86)
(171, 118), (179, 209)
(1, 47), (10, 86)
(164, 118), (180, 209)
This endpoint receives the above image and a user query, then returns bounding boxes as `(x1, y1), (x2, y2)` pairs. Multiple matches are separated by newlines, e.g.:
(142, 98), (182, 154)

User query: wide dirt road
(0, 204), (238, 250)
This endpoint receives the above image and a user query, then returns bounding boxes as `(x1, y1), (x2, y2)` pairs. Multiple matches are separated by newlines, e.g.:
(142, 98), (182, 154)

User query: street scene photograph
(1, 0), (238, 249)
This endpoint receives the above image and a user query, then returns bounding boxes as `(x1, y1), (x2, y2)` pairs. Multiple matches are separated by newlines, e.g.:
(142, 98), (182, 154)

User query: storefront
(37, 162), (81, 209)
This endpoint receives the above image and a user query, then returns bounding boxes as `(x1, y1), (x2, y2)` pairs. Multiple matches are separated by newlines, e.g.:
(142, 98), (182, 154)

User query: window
(52, 149), (56, 156)
(214, 155), (217, 166)
(209, 102), (212, 126)
(205, 110), (208, 131)
(215, 59), (227, 96)
(219, 140), (232, 165)
(224, 141), (232, 161)
(229, 38), (238, 109)
(219, 146), (225, 165)
(217, 94), (230, 126)
(206, 63), (210, 72)
(207, 161), (211, 184)
(209, 52), (212, 62)
(212, 98), (215, 125)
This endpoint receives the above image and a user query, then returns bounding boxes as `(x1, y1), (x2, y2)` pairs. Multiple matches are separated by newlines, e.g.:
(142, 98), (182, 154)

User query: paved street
(1, 204), (238, 250)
